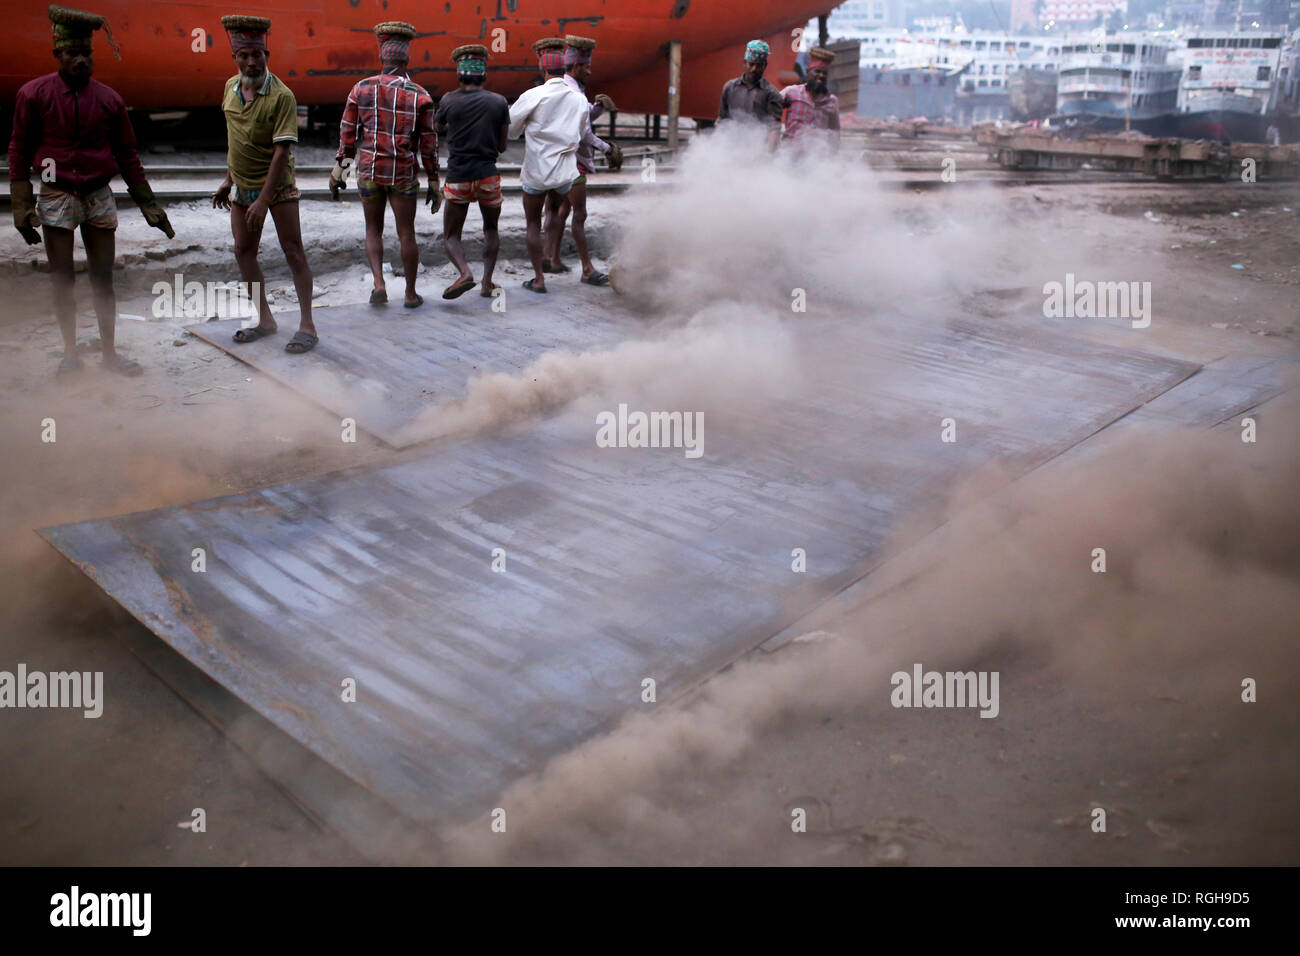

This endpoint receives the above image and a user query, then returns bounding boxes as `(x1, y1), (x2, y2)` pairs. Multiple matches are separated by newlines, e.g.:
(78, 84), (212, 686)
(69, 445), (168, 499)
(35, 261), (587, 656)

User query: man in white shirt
(508, 37), (592, 293)
(541, 34), (623, 286)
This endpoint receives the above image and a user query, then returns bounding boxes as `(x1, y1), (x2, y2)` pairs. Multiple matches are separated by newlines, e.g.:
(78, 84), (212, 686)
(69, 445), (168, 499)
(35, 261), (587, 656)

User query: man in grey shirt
(717, 39), (783, 148)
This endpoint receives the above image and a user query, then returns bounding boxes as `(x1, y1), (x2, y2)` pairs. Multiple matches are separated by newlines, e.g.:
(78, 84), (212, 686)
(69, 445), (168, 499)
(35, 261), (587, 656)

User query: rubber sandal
(404, 294), (425, 309)
(582, 271), (610, 286)
(522, 278), (547, 294)
(284, 330), (319, 354)
(233, 325), (276, 344)
(370, 289), (388, 306)
(56, 356), (84, 379)
(101, 354), (144, 377)
(442, 277), (475, 300)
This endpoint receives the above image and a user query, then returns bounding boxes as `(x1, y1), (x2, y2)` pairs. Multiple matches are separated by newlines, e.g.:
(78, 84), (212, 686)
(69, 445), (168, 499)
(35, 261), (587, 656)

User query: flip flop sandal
(442, 277), (475, 300)
(101, 355), (144, 377)
(480, 283), (500, 298)
(404, 294), (425, 309)
(56, 357), (84, 378)
(547, 261), (572, 274)
(522, 278), (547, 294)
(233, 325), (276, 344)
(284, 331), (319, 354)
(369, 289), (388, 306)
(582, 271), (610, 286)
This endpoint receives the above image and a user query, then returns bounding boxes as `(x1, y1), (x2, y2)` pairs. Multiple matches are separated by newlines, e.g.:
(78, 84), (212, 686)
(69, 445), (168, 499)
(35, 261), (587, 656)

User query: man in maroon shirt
(8, 5), (173, 378)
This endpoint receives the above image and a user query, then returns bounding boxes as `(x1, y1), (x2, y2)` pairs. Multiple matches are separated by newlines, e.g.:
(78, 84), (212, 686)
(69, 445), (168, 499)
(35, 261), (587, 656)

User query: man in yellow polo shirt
(212, 14), (318, 353)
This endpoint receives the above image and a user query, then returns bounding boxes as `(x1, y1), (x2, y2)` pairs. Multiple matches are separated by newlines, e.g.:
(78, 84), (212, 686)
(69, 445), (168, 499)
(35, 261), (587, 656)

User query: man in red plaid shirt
(330, 22), (439, 308)
(780, 46), (841, 155)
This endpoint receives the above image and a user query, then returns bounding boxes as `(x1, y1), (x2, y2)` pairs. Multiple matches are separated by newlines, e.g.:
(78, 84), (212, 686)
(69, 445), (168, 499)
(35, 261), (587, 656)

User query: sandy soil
(0, 154), (1296, 864)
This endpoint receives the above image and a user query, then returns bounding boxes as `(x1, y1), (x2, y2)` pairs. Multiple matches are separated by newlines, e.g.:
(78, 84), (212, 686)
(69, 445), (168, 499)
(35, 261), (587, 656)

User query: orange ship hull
(2, 1), (827, 119)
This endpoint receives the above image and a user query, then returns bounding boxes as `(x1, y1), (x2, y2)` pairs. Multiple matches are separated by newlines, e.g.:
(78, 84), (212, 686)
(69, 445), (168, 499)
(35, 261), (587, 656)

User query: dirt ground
(0, 158), (1296, 865)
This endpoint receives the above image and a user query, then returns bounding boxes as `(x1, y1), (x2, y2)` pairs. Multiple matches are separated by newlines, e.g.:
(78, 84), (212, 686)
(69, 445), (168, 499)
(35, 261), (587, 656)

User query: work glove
(10, 180), (42, 245)
(594, 93), (617, 112)
(128, 182), (175, 238)
(426, 177), (442, 213)
(604, 142), (624, 172)
(329, 159), (348, 201)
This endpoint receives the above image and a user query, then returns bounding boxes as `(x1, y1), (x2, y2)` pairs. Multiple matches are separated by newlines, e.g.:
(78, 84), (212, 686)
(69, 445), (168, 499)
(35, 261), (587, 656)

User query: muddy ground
(0, 158), (1296, 865)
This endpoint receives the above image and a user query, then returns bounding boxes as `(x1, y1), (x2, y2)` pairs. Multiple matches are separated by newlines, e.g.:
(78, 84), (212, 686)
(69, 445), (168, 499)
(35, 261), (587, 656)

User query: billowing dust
(432, 392), (1299, 865)
(1, 123), (1295, 865)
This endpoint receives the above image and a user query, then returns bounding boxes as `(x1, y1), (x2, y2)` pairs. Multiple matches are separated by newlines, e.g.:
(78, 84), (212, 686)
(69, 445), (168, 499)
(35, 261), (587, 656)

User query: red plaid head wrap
(374, 21), (415, 62)
(533, 37), (565, 72)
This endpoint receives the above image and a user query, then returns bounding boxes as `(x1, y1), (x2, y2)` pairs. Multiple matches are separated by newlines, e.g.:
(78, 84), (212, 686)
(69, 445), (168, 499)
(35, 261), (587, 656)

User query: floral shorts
(442, 175), (503, 208)
(37, 183), (117, 230)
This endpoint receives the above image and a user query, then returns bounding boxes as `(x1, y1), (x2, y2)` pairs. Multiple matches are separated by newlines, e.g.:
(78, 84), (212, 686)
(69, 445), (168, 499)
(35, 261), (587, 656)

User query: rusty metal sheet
(41, 313), (1199, 833)
(186, 290), (639, 447)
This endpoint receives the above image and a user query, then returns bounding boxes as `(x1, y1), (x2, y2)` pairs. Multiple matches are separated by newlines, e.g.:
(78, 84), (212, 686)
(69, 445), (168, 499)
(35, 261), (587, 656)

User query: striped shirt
(337, 69), (438, 185)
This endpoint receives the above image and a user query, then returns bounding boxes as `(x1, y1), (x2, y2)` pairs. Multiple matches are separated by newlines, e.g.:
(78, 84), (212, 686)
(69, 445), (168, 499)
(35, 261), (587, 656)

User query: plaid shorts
(442, 176), (503, 208)
(37, 183), (117, 230)
(357, 178), (419, 200)
(232, 182), (301, 206)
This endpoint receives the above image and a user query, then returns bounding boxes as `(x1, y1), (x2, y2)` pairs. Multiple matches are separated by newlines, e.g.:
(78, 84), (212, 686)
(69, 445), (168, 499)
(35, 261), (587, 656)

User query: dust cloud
(433, 390), (1299, 865)
(396, 123), (1039, 446)
(2, 122), (1294, 866)
(404, 127), (1299, 865)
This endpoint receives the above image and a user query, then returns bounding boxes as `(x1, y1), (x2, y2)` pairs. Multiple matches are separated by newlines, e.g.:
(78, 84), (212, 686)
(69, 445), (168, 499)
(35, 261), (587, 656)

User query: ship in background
(1172, 31), (1286, 141)
(0, 0), (834, 120)
(1007, 68), (1057, 122)
(1050, 36), (1183, 135)
(1277, 30), (1300, 139)
(817, 18), (1068, 123)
